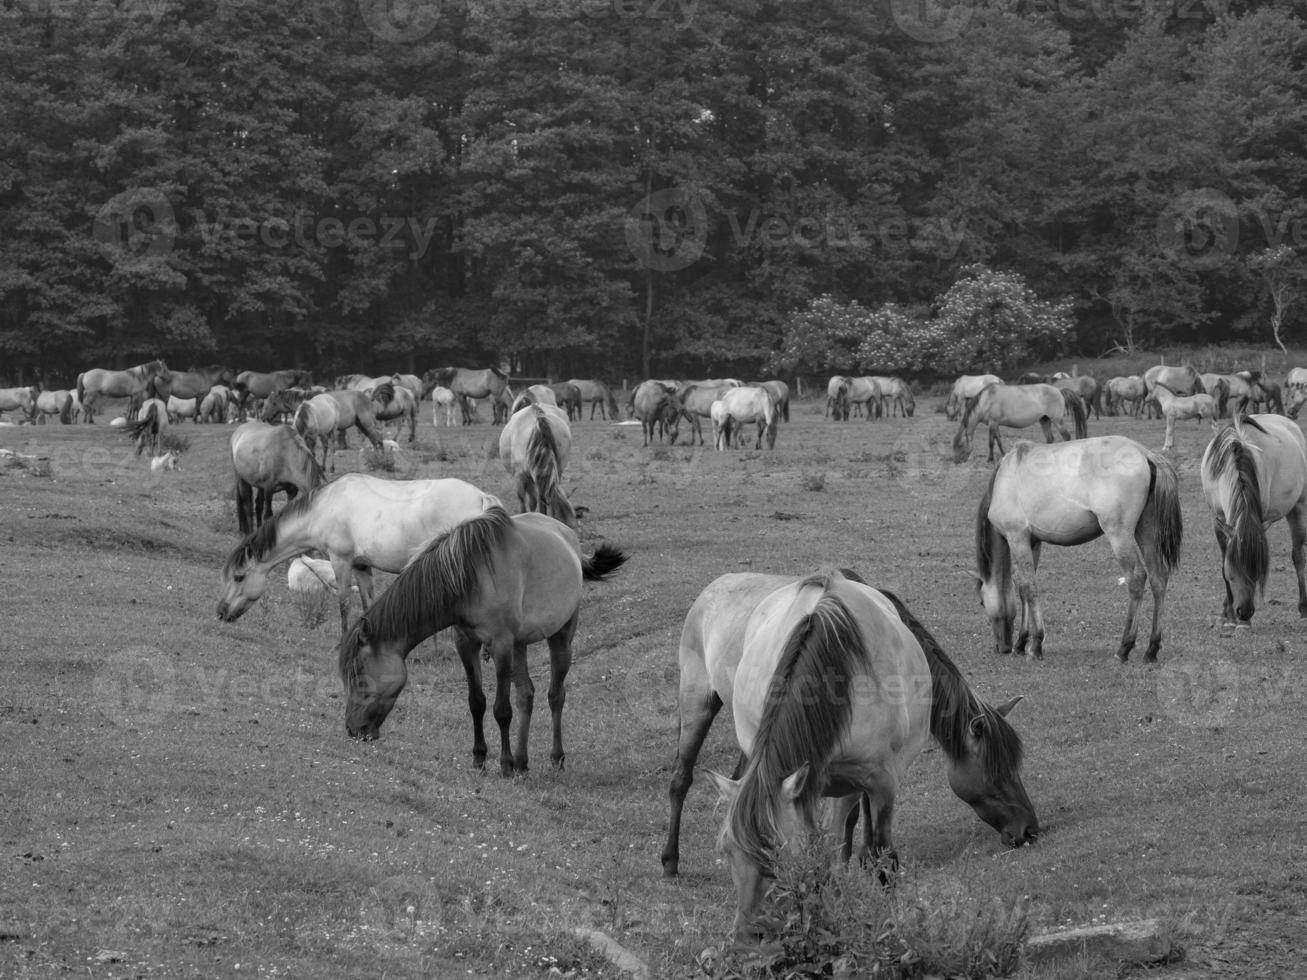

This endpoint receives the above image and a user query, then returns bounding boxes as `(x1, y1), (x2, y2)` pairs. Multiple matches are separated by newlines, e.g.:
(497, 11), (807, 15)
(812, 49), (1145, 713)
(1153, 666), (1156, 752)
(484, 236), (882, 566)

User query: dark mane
(1203, 422), (1269, 592)
(727, 571), (861, 871)
(372, 380), (395, 405)
(878, 589), (1024, 780)
(222, 482), (325, 576)
(974, 465), (1006, 586)
(337, 506), (514, 684)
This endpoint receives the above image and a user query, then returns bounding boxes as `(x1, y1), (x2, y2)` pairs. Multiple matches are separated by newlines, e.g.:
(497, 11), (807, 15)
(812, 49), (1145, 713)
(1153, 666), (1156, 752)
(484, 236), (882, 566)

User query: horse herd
(10, 356), (1307, 939)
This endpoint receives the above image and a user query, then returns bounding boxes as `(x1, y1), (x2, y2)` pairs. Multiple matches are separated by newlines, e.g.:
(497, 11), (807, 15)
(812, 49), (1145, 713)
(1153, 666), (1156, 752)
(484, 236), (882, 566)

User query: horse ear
(994, 695), (1024, 717)
(781, 763), (809, 801)
(704, 770), (741, 806)
(968, 714), (989, 739)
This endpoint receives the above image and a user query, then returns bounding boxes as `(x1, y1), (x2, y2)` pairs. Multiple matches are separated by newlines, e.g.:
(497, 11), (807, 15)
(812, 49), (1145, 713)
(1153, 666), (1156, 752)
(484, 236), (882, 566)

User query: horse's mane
(878, 589), (1024, 781)
(338, 506), (515, 683)
(372, 380), (395, 405)
(223, 481), (326, 575)
(974, 465), (1008, 589)
(725, 571), (862, 872)
(1202, 418), (1270, 593)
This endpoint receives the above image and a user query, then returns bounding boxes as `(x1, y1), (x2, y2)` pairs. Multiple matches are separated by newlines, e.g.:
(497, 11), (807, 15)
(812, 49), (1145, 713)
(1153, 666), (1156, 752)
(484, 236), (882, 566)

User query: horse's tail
(123, 402), (161, 455)
(582, 543), (628, 580)
(1061, 388), (1088, 439)
(1143, 451), (1183, 575)
(523, 406), (574, 527)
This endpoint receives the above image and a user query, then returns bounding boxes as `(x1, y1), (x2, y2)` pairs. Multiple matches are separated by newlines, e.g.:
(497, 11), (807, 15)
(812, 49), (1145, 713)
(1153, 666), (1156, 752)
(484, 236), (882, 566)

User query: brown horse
(566, 379), (620, 419)
(228, 420), (325, 534)
(423, 367), (510, 425)
(76, 360), (170, 423)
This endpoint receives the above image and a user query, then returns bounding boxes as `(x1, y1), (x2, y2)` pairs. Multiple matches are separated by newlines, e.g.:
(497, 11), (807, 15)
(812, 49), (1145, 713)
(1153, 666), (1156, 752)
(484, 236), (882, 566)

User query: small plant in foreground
(361, 446), (395, 472)
(292, 588), (331, 629)
(158, 431), (190, 455)
(800, 470), (827, 492)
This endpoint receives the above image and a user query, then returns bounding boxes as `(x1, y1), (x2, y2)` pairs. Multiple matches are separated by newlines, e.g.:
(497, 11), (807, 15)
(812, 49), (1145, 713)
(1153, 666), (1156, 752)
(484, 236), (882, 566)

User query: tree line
(2, 0), (1305, 386)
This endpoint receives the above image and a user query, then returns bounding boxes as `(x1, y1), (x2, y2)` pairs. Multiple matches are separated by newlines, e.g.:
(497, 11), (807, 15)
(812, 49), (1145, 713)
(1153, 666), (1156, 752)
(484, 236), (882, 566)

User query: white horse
(945, 374), (1003, 420)
(431, 385), (458, 427)
(1152, 382), (1218, 451)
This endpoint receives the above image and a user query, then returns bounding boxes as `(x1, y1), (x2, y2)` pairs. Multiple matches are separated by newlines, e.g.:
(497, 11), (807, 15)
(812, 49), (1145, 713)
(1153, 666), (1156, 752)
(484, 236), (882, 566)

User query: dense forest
(2, 0), (1305, 383)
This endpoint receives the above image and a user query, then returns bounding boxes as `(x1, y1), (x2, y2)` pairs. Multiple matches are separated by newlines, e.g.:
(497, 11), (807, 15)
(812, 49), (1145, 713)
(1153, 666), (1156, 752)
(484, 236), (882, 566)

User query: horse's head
(974, 569), (1016, 655)
(944, 697), (1039, 848)
(339, 618), (408, 740)
(216, 547), (271, 623)
(706, 765), (815, 941)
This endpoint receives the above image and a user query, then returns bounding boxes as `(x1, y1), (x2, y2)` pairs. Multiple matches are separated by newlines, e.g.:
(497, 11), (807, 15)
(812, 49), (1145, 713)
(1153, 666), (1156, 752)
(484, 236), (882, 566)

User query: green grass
(2, 387), (1305, 978)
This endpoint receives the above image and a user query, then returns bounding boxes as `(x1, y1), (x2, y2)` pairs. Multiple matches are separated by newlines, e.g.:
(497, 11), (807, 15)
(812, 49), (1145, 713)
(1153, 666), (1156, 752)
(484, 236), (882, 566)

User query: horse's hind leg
(544, 615), (577, 770)
(1108, 532), (1148, 662)
(508, 640), (534, 776)
(1288, 503), (1307, 617)
(663, 652), (726, 877)
(1011, 539), (1044, 659)
(454, 628), (489, 770)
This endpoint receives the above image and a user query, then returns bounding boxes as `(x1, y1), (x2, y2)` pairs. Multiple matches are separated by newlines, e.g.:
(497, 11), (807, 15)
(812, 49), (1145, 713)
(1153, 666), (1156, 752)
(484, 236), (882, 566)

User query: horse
(1200, 415), (1307, 625)
(335, 373), (388, 393)
(975, 436), (1182, 661)
(122, 399), (168, 456)
(748, 379), (790, 423)
(944, 374), (1002, 421)
(1253, 380), (1284, 415)
(509, 384), (558, 415)
(1198, 374), (1232, 418)
(825, 376), (851, 421)
(217, 474), (503, 632)
(370, 380), (419, 443)
(199, 384), (236, 423)
(302, 390), (385, 467)
(953, 383), (1087, 463)
(33, 389), (73, 424)
(259, 387), (309, 425)
(288, 555), (342, 593)
(676, 383), (737, 445)
(663, 570), (1036, 937)
(76, 360), (169, 423)
(162, 365), (236, 411)
(166, 395), (199, 423)
(1052, 375), (1102, 420)
(549, 382), (583, 421)
(631, 380), (681, 446)
(229, 421), (325, 535)
(872, 376), (914, 417)
(423, 367), (510, 425)
(150, 449), (180, 472)
(1151, 382), (1218, 451)
(845, 376), (884, 419)
(1105, 376), (1146, 417)
(717, 385), (777, 450)
(233, 369), (314, 420)
(1285, 367), (1307, 417)
(1142, 364), (1204, 419)
(499, 404), (575, 528)
(1218, 371), (1269, 417)
(430, 385), (459, 427)
(337, 507), (627, 775)
(565, 379), (621, 420)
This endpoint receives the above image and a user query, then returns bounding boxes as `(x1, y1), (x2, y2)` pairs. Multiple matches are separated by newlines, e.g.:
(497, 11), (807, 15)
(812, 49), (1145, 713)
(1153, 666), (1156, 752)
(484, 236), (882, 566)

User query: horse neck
(261, 500), (325, 568)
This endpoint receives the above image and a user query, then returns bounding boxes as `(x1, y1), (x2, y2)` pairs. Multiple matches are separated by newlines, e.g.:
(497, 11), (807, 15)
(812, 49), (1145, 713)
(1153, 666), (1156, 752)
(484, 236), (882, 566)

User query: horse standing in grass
(748, 379), (790, 423)
(717, 385), (778, 450)
(825, 376), (851, 421)
(229, 421), (325, 535)
(76, 360), (169, 423)
(1199, 374), (1231, 418)
(1151, 382), (1218, 451)
(975, 436), (1182, 661)
(1052, 374), (1102, 420)
(566, 379), (620, 420)
(1105, 375), (1146, 416)
(370, 380), (419, 443)
(336, 507), (627, 775)
(549, 382), (583, 421)
(1142, 364), (1204, 419)
(953, 382), (1087, 463)
(423, 366), (510, 425)
(34, 389), (73, 424)
(1200, 415), (1307, 625)
(499, 404), (575, 528)
(944, 373), (1002, 421)
(233, 369), (313, 420)
(122, 399), (168, 456)
(631, 380), (680, 446)
(671, 570), (1036, 938)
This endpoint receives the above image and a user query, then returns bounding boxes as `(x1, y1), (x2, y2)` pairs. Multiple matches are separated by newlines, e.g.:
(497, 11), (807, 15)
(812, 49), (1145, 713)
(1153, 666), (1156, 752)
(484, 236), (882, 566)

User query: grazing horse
(76, 360), (169, 422)
(1200, 415), (1307, 625)
(549, 382), (583, 421)
(229, 421), (324, 535)
(631, 380), (680, 446)
(33, 389), (73, 424)
(1142, 364), (1204, 419)
(1105, 376), (1147, 416)
(846, 376), (884, 419)
(199, 384), (236, 423)
(1151, 382), (1218, 451)
(673, 571), (1036, 937)
(336, 507), (627, 774)
(499, 404), (575, 528)
(566, 379), (620, 420)
(430, 385), (458, 427)
(234, 369), (314, 420)
(975, 436), (1182, 661)
(1285, 367), (1307, 417)
(1052, 375), (1102, 420)
(1253, 380), (1284, 415)
(370, 381), (419, 443)
(509, 384), (558, 415)
(748, 379), (790, 423)
(423, 367), (510, 425)
(676, 382), (737, 445)
(953, 383), (1087, 463)
(163, 365), (235, 412)
(122, 399), (168, 456)
(717, 385), (778, 450)
(873, 376), (915, 417)
(259, 387), (311, 425)
(944, 373), (1002, 421)
(293, 392), (385, 471)
(217, 475), (503, 632)
(825, 376), (851, 421)
(0, 384), (39, 422)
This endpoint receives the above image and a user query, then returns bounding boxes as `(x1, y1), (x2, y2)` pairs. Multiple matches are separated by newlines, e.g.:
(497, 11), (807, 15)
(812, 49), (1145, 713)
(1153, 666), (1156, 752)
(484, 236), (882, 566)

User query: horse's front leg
(454, 629), (488, 770)
(988, 424), (1004, 462)
(832, 794), (860, 865)
(544, 616), (576, 770)
(1288, 505), (1307, 617)
(332, 558), (356, 634)
(1214, 523), (1236, 624)
(353, 565), (375, 613)
(1010, 539), (1043, 659)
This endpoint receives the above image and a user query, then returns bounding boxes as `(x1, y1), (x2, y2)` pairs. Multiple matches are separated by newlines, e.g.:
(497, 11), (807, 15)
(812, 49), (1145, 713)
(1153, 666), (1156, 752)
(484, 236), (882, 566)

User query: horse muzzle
(216, 599), (245, 622)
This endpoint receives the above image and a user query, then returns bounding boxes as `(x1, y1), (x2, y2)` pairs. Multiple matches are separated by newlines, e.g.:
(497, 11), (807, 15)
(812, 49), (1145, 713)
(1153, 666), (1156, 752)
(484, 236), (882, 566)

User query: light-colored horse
(293, 396), (345, 471)
(717, 385), (778, 450)
(423, 366), (510, 425)
(122, 399), (168, 456)
(1200, 415), (1307, 625)
(76, 360), (169, 422)
(166, 395), (199, 423)
(0, 385), (39, 422)
(430, 385), (458, 426)
(748, 379), (790, 423)
(1151, 382), (1218, 451)
(1105, 375), (1146, 416)
(1284, 367), (1307, 417)
(976, 436), (1182, 661)
(33, 389), (73, 424)
(674, 571), (1036, 938)
(229, 421), (325, 535)
(944, 373), (1002, 420)
(845, 376), (884, 418)
(1142, 364), (1204, 419)
(825, 375), (851, 421)
(1052, 374), (1102, 420)
(676, 382), (738, 445)
(872, 376), (915, 417)
(499, 403), (575, 528)
(953, 383), (1087, 463)
(566, 379), (621, 420)
(370, 381), (419, 443)
(199, 384), (236, 423)
(217, 474), (503, 632)
(509, 384), (558, 415)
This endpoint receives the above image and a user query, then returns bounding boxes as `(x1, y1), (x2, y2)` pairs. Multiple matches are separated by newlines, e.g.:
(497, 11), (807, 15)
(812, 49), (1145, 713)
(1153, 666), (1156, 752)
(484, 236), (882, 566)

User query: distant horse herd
(9, 354), (1307, 939)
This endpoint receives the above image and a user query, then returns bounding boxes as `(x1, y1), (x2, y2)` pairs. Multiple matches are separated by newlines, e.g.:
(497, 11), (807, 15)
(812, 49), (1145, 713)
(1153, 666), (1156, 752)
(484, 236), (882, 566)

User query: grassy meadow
(1, 370), (1305, 978)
